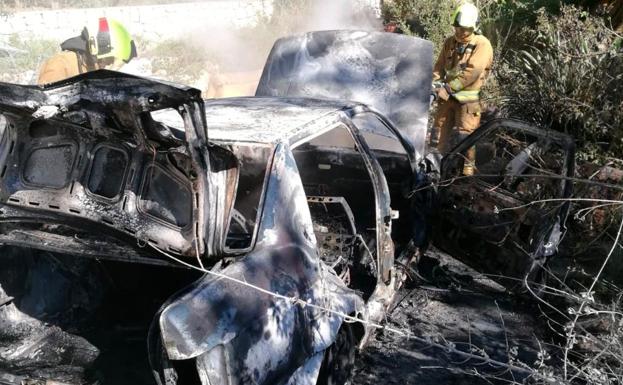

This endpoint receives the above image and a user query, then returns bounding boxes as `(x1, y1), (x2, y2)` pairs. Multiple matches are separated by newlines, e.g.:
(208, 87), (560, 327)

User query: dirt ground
(352, 247), (549, 385)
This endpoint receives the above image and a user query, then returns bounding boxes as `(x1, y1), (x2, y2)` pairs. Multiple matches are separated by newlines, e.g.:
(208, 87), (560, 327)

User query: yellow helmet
(452, 3), (479, 29)
(87, 18), (137, 63)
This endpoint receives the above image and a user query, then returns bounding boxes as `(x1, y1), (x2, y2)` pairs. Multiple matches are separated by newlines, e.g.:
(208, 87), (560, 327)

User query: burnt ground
(352, 247), (552, 385)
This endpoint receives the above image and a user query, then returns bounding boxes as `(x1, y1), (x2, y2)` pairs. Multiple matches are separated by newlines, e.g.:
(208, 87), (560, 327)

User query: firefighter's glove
(435, 84), (451, 102)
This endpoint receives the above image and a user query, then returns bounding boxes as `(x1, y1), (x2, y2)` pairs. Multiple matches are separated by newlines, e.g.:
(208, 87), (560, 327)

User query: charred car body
(0, 31), (574, 385)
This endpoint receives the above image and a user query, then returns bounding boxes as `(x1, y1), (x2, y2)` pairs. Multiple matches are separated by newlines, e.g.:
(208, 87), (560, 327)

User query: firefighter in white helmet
(38, 18), (137, 85)
(431, 2), (493, 175)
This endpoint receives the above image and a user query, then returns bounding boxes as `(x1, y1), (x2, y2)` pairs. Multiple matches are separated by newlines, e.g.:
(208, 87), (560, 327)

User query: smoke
(300, 0), (382, 32)
(2, 0), (384, 91)
(123, 0), (384, 96)
(190, 0), (383, 95)
(190, 0), (383, 68)
(208, 1), (379, 63)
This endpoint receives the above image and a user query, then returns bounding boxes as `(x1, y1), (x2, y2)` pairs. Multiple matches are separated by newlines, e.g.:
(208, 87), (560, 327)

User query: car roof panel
(204, 97), (359, 144)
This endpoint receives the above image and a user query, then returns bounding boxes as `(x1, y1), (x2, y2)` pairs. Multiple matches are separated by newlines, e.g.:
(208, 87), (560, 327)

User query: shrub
(0, 34), (58, 84)
(381, 0), (458, 50)
(497, 6), (623, 161)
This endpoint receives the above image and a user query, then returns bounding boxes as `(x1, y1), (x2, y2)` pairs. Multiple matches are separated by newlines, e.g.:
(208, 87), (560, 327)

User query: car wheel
(316, 323), (356, 385)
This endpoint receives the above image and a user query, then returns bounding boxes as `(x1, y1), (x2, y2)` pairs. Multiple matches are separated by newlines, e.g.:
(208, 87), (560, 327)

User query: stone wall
(0, 0), (382, 42)
(0, 1), (272, 41)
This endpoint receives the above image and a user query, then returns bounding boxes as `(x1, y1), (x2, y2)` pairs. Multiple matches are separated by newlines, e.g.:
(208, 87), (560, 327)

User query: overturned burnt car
(0, 31), (574, 385)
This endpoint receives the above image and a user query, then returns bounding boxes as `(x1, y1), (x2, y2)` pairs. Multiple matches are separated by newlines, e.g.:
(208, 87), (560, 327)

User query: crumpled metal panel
(158, 143), (364, 384)
(0, 70), (209, 260)
(0, 284), (99, 384)
(256, 30), (434, 159)
(285, 352), (324, 385)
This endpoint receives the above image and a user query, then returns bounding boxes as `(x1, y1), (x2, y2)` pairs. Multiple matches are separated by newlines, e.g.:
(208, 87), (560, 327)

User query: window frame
(222, 142), (276, 255)
(137, 163), (194, 230)
(85, 143), (129, 203)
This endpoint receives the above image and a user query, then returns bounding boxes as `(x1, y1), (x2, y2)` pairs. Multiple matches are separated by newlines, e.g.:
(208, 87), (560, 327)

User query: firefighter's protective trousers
(435, 99), (481, 154)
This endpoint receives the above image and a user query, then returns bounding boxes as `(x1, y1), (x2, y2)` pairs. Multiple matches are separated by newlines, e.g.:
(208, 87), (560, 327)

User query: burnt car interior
(436, 121), (574, 287)
(293, 123), (379, 298)
(351, 113), (412, 189)
(351, 113), (416, 246)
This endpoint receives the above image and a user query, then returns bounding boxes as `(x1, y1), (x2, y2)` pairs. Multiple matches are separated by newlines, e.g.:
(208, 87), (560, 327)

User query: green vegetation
(499, 6), (623, 160)
(381, 0), (457, 49)
(147, 38), (213, 84)
(383, 0), (623, 161)
(0, 34), (58, 84)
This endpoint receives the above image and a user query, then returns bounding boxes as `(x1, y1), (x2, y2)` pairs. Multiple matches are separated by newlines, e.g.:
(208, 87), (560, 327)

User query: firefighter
(38, 18), (137, 85)
(431, 2), (493, 175)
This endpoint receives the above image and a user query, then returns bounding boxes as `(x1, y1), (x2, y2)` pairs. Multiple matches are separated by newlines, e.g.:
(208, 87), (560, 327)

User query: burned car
(434, 119), (575, 293)
(0, 30), (432, 385)
(253, 30), (576, 294)
(0, 30), (574, 385)
(149, 96), (424, 385)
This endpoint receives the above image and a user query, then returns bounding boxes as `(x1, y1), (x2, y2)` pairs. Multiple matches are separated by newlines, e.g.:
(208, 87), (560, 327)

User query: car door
(350, 112), (431, 249)
(435, 119), (574, 289)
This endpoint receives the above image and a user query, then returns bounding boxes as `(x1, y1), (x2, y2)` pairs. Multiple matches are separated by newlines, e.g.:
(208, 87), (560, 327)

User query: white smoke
(4, 0), (384, 90)
(300, 0), (382, 32)
(128, 0), (384, 96)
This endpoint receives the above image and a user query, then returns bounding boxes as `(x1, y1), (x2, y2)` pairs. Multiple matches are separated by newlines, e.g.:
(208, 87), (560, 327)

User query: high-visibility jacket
(37, 51), (97, 85)
(433, 33), (493, 104)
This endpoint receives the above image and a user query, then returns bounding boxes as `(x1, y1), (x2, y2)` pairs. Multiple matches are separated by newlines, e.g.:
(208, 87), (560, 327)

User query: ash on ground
(352, 247), (549, 385)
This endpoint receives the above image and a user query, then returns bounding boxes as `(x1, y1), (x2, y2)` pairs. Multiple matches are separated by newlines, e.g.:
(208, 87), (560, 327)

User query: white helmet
(452, 3), (479, 29)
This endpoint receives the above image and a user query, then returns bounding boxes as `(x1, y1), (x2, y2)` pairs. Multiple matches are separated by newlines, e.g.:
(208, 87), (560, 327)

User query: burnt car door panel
(350, 112), (424, 248)
(292, 121), (394, 285)
(152, 110), (411, 385)
(436, 119), (574, 288)
(293, 123), (380, 298)
(290, 117), (404, 350)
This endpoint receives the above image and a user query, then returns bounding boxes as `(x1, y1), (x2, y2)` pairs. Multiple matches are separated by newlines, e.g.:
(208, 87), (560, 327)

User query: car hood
(256, 30), (434, 159)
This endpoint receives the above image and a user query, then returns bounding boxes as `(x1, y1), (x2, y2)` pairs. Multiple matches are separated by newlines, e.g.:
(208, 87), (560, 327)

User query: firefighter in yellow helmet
(431, 2), (493, 175)
(38, 18), (137, 85)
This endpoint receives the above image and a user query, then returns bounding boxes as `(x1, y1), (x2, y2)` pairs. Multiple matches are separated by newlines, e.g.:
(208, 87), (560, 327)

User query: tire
(316, 323), (356, 385)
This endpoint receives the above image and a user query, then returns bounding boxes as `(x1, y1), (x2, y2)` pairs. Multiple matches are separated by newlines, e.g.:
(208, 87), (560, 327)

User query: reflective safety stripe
(445, 67), (460, 79)
(452, 89), (480, 103)
(448, 78), (463, 91)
